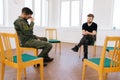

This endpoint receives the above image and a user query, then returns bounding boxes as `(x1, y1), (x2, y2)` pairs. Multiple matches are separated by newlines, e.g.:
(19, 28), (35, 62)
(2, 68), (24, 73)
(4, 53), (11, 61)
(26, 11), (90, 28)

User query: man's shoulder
(92, 22), (97, 25)
(82, 22), (87, 27)
(14, 17), (24, 24)
(16, 17), (24, 22)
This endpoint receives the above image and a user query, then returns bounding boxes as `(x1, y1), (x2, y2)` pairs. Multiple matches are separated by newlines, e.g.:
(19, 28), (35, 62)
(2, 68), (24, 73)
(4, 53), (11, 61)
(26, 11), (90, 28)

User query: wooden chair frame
(82, 36), (120, 80)
(45, 28), (61, 55)
(0, 33), (44, 80)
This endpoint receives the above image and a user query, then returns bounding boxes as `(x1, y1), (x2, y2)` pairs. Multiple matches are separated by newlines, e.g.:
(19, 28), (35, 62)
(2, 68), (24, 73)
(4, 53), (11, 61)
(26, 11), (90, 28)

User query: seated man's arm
(85, 30), (97, 35)
(82, 30), (96, 36)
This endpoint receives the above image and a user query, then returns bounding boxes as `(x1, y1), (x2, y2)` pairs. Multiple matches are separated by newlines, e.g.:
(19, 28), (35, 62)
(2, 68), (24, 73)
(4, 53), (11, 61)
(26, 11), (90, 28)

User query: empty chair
(45, 28), (61, 55)
(82, 36), (120, 80)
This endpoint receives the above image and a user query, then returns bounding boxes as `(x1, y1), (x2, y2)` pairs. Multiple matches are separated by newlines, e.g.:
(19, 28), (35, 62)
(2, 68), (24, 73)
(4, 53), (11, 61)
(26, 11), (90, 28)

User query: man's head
(21, 7), (33, 19)
(87, 14), (94, 24)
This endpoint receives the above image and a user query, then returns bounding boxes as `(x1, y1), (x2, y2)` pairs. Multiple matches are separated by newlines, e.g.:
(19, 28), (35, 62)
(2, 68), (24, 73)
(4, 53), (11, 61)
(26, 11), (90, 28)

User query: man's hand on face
(29, 17), (34, 22)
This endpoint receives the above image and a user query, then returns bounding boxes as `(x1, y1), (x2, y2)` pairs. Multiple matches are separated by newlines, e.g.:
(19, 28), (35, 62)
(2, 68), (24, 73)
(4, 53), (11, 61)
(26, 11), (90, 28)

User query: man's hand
(30, 17), (34, 22)
(85, 31), (90, 35)
(85, 31), (96, 35)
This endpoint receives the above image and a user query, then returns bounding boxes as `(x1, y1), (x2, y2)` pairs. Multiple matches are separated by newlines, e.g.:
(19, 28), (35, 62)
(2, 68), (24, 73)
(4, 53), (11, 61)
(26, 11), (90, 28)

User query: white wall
(48, 0), (60, 27)
(4, 0), (24, 26)
(94, 0), (114, 29)
(97, 29), (120, 46)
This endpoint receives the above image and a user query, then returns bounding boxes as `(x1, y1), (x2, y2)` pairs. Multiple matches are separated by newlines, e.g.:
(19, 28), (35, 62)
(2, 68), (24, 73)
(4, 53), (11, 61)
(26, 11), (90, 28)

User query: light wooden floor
(1, 42), (120, 80)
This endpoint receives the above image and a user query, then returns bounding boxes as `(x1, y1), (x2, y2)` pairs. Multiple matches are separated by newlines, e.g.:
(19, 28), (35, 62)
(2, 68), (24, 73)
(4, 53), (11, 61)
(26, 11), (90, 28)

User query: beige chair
(45, 28), (61, 55)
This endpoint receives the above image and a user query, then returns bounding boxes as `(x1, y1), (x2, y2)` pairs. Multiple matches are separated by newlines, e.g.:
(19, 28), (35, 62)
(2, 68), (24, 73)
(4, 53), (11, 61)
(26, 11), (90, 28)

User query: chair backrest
(0, 33), (22, 64)
(100, 36), (120, 68)
(45, 28), (57, 40)
(0, 35), (3, 63)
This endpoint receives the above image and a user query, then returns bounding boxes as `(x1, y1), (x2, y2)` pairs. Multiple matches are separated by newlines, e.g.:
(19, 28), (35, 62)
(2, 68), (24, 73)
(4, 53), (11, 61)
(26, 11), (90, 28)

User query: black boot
(44, 57), (54, 62)
(34, 63), (47, 67)
(82, 52), (88, 61)
(72, 45), (79, 52)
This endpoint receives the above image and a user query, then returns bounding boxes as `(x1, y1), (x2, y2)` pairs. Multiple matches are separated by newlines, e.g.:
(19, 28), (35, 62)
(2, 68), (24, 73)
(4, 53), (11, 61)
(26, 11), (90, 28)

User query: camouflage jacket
(14, 16), (35, 46)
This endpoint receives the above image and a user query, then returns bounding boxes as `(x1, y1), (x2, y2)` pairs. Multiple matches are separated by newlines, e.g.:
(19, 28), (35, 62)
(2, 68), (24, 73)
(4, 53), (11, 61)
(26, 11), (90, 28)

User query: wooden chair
(15, 33), (38, 56)
(106, 47), (114, 57)
(106, 47), (114, 52)
(82, 36), (120, 80)
(0, 45), (1, 63)
(20, 47), (38, 57)
(79, 41), (96, 58)
(0, 33), (44, 80)
(45, 28), (61, 55)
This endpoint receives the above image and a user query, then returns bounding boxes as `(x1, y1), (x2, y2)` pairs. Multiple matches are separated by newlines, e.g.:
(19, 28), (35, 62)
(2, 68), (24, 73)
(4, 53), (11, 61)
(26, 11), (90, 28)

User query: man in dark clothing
(14, 7), (53, 66)
(72, 14), (97, 61)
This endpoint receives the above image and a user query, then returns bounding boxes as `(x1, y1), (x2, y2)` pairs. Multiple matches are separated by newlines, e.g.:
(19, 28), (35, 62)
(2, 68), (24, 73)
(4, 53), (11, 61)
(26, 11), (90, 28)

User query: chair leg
(98, 71), (104, 80)
(78, 46), (83, 58)
(39, 62), (44, 80)
(34, 49), (38, 67)
(93, 45), (96, 57)
(59, 43), (61, 55)
(1, 63), (5, 80)
(79, 47), (81, 58)
(82, 63), (86, 80)
(17, 68), (22, 80)
(34, 49), (38, 56)
(23, 68), (27, 79)
(55, 43), (57, 54)
(104, 73), (108, 80)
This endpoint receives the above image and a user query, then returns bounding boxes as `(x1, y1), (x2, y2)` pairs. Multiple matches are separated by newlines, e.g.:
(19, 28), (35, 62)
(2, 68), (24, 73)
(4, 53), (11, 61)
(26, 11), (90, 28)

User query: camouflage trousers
(23, 37), (52, 58)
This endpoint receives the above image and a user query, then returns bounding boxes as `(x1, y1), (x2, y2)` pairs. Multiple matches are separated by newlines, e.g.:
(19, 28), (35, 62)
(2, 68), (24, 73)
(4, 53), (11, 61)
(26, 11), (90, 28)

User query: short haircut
(22, 7), (33, 15)
(87, 14), (94, 18)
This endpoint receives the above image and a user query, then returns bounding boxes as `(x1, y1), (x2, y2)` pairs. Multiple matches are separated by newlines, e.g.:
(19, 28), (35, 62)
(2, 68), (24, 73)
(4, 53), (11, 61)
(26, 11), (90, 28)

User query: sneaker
(34, 63), (47, 67)
(72, 45), (79, 52)
(44, 57), (54, 62)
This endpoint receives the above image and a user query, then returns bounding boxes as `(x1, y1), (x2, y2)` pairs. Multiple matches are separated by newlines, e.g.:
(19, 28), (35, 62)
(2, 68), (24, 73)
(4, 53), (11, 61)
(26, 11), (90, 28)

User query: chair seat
(13, 54), (40, 63)
(106, 47), (120, 52)
(106, 47), (114, 52)
(49, 39), (61, 43)
(88, 58), (111, 67)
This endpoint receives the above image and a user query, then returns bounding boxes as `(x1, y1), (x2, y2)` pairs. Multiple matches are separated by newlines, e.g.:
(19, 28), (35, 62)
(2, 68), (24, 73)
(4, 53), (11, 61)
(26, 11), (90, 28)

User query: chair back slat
(0, 35), (4, 62)
(45, 28), (57, 40)
(0, 33), (14, 62)
(100, 36), (120, 68)
(110, 40), (120, 67)
(0, 33), (22, 63)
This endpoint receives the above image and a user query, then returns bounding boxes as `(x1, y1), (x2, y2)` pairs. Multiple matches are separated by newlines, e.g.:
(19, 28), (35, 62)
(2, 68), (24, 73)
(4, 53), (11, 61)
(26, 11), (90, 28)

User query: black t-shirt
(82, 22), (97, 32)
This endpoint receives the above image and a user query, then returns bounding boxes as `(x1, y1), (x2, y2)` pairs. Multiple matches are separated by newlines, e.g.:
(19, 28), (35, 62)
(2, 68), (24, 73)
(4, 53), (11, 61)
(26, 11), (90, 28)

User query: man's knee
(84, 39), (89, 44)
(43, 37), (48, 41)
(39, 37), (48, 41)
(47, 43), (52, 48)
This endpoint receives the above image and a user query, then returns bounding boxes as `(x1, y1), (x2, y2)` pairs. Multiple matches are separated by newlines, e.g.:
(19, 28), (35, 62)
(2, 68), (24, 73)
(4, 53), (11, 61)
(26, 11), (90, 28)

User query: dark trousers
(23, 37), (52, 58)
(77, 35), (95, 58)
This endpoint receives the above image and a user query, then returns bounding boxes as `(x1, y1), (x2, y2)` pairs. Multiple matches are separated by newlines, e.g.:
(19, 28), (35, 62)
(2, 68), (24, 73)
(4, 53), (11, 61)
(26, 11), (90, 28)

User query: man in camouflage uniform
(14, 7), (53, 66)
